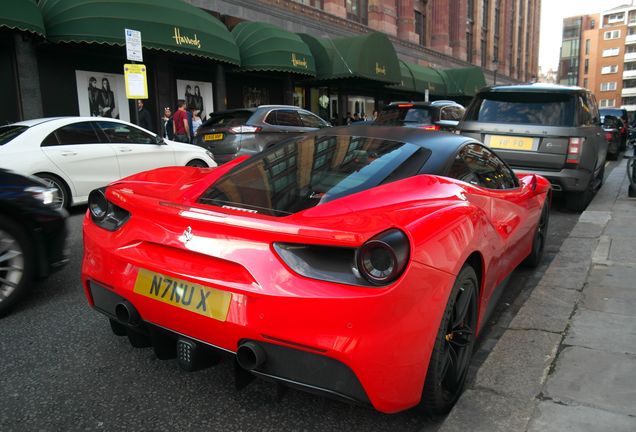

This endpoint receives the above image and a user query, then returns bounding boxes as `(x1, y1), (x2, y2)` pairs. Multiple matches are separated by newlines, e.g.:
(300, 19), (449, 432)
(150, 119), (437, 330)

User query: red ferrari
(82, 125), (550, 415)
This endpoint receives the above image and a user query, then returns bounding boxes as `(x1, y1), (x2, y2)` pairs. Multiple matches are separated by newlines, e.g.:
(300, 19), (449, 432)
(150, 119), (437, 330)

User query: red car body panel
(82, 157), (550, 413)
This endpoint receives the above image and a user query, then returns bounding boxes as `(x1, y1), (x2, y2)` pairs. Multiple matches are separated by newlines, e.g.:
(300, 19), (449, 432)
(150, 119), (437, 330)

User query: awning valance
(443, 67), (487, 97)
(0, 0), (45, 36)
(39, 0), (240, 65)
(390, 60), (448, 96)
(231, 22), (315, 76)
(299, 32), (400, 84)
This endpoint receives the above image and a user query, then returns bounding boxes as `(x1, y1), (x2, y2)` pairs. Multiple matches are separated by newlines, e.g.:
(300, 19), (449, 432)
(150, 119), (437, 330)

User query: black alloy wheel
(420, 265), (478, 416)
(524, 201), (550, 268)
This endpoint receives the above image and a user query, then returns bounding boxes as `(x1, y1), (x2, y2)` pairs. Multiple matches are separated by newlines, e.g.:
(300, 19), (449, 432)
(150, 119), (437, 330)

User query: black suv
(0, 169), (68, 315)
(193, 105), (331, 164)
(374, 100), (465, 131)
(600, 107), (628, 151)
(459, 84), (607, 211)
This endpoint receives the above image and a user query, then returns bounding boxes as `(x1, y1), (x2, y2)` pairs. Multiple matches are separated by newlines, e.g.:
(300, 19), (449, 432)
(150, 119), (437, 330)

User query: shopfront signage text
(291, 53), (308, 69)
(375, 63), (386, 75)
(172, 27), (201, 49)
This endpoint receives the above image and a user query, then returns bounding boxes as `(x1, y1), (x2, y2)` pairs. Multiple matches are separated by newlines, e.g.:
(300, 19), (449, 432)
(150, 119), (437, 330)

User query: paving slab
(608, 236), (636, 263)
(509, 285), (578, 334)
(438, 389), (534, 432)
(474, 329), (561, 401)
(528, 401), (636, 432)
(565, 308), (636, 354)
(539, 262), (590, 290)
(581, 283), (636, 316)
(543, 347), (636, 416)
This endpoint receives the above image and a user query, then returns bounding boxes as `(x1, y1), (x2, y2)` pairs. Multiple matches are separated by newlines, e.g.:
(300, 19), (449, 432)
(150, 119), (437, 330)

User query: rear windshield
(204, 111), (253, 128)
(199, 135), (431, 216)
(376, 106), (433, 125)
(466, 92), (576, 127)
(0, 125), (28, 145)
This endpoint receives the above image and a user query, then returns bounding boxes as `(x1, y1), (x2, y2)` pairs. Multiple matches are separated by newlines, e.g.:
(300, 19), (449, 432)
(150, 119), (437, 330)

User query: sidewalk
(440, 158), (636, 432)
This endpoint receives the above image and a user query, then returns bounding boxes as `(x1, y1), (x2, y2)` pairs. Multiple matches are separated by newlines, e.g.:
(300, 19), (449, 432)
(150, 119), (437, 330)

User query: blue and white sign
(125, 28), (143, 62)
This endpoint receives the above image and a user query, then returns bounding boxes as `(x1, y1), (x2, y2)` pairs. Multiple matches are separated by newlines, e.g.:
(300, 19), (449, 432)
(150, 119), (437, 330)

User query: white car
(0, 117), (217, 208)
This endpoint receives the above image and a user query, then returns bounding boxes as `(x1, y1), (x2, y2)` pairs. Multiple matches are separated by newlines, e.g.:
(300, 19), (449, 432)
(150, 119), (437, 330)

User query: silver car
(193, 105), (331, 164)
(459, 84), (607, 211)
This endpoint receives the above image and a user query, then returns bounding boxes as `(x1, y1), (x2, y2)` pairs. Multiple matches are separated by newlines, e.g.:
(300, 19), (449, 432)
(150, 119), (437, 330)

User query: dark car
(374, 100), (465, 131)
(193, 105), (331, 164)
(600, 107), (628, 151)
(0, 169), (68, 315)
(459, 84), (607, 211)
(601, 114), (623, 160)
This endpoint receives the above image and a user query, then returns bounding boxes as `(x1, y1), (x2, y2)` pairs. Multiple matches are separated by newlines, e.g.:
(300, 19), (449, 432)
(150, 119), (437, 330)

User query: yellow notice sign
(123, 63), (148, 99)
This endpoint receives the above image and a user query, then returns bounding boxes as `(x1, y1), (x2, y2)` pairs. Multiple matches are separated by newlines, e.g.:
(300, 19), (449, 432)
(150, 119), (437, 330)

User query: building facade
(558, 5), (636, 112)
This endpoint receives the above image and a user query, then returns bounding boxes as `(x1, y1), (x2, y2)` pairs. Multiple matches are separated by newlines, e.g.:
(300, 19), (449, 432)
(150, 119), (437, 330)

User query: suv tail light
(229, 126), (262, 133)
(419, 125), (440, 131)
(605, 131), (614, 142)
(566, 137), (584, 165)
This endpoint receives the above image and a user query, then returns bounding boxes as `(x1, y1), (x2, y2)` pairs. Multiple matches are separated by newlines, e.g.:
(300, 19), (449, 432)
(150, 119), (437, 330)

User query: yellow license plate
(488, 135), (535, 151)
(133, 268), (232, 321)
(204, 133), (224, 141)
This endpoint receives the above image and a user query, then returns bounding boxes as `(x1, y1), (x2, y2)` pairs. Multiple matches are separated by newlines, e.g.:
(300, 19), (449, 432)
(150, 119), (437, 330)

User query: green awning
(0, 0), (45, 36)
(39, 0), (240, 65)
(443, 67), (487, 97)
(390, 61), (448, 96)
(231, 22), (315, 76)
(299, 32), (400, 84)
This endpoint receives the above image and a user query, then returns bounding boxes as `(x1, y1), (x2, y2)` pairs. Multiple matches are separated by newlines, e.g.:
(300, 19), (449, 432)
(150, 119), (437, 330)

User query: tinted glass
(97, 121), (155, 144)
(199, 135), (431, 216)
(376, 106), (433, 125)
(270, 110), (302, 127)
(0, 125), (28, 145)
(204, 111), (252, 128)
(466, 92), (576, 126)
(448, 144), (517, 189)
(299, 111), (327, 128)
(43, 122), (101, 146)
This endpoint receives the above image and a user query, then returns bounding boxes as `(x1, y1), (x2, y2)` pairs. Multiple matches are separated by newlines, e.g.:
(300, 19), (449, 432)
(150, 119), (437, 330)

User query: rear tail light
(88, 188), (130, 231)
(566, 137), (584, 165)
(397, 103), (414, 108)
(419, 125), (441, 131)
(229, 126), (262, 133)
(605, 132), (614, 142)
(356, 229), (410, 286)
(621, 126), (626, 134)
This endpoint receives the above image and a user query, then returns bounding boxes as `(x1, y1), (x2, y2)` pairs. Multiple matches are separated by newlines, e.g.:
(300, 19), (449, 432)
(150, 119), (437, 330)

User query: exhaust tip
(236, 341), (266, 371)
(115, 301), (140, 326)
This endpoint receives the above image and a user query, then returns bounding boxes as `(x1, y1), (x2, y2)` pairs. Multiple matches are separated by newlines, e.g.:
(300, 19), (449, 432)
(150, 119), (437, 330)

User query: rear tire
(419, 265), (478, 416)
(35, 173), (70, 210)
(0, 215), (33, 317)
(523, 201), (550, 268)
(565, 166), (601, 212)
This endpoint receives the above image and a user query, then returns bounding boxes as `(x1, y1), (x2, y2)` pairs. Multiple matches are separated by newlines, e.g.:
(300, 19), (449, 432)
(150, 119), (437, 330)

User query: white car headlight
(25, 186), (58, 206)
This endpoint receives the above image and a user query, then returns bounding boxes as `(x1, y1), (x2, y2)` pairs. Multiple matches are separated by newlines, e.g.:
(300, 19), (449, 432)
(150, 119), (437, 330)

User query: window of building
(622, 96), (636, 105)
(584, 59), (589, 74)
(623, 79), (636, 88)
(414, 10), (426, 45)
(482, 0), (489, 28)
(604, 30), (621, 40)
(346, 0), (368, 25)
(493, 0), (500, 61)
(600, 99), (616, 107)
(481, 38), (487, 67)
(600, 82), (617, 91)
(625, 62), (636, 71)
(629, 27), (636, 36)
(583, 78), (589, 89)
(607, 13), (625, 23)
(602, 65), (619, 74)
(602, 47), (620, 57)
(585, 39), (590, 55)
(291, 0), (323, 7)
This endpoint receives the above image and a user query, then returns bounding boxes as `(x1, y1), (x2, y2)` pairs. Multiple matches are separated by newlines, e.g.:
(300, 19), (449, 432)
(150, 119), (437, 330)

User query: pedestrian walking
(137, 100), (152, 131)
(172, 100), (190, 143)
(161, 106), (173, 140)
(192, 110), (202, 137)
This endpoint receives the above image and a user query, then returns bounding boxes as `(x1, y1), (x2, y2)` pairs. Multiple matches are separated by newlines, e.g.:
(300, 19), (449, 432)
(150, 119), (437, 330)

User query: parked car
(601, 114), (623, 160)
(600, 107), (628, 151)
(374, 100), (465, 131)
(0, 169), (68, 316)
(193, 105), (331, 164)
(82, 125), (550, 415)
(0, 117), (217, 209)
(459, 84), (606, 211)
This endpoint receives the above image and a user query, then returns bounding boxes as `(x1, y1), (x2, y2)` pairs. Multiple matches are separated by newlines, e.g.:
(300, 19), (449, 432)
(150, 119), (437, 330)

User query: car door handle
(118, 148), (133, 153)
(60, 151), (77, 156)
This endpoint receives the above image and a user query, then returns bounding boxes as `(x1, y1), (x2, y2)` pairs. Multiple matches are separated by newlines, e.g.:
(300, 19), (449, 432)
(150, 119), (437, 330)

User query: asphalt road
(2, 163), (617, 432)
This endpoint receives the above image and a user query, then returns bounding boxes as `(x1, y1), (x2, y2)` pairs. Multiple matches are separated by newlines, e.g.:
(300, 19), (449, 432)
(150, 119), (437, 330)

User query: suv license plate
(488, 135), (535, 151)
(204, 133), (224, 141)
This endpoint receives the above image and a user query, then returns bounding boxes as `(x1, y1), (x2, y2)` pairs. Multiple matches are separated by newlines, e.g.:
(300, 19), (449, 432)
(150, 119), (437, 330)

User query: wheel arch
(33, 171), (74, 205)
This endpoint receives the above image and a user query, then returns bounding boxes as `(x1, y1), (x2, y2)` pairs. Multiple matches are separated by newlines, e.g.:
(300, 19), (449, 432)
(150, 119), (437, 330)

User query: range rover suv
(459, 84), (607, 211)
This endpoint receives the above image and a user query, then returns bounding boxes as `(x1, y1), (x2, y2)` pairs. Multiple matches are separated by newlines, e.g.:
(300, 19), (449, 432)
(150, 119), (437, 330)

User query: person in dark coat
(136, 100), (152, 131)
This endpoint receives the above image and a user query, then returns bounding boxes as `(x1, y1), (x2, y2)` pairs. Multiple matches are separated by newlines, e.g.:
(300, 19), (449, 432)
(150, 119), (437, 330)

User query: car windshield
(204, 111), (253, 128)
(467, 92), (576, 126)
(199, 135), (431, 216)
(0, 125), (28, 145)
(376, 107), (433, 125)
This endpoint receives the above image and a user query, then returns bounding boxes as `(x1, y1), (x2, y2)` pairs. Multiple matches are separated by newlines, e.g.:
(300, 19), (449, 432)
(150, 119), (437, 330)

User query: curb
(439, 160), (630, 432)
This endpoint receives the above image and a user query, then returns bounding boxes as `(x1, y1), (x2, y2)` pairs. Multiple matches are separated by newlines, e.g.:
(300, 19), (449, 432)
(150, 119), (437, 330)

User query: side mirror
(155, 135), (165, 145)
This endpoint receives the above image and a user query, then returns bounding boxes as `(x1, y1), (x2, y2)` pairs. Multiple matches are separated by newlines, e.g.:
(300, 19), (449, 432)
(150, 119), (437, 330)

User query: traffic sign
(125, 28), (143, 62)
